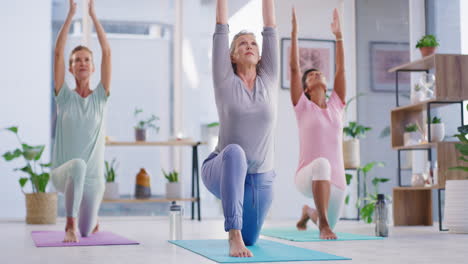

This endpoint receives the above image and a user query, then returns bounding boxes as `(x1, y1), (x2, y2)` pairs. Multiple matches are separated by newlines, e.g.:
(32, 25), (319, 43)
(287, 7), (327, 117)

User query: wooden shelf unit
(388, 54), (468, 229)
(105, 139), (205, 221)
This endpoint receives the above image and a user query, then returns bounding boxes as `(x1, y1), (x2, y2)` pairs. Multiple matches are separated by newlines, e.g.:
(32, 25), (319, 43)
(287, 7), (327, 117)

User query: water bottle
(375, 194), (388, 237)
(169, 201), (183, 240)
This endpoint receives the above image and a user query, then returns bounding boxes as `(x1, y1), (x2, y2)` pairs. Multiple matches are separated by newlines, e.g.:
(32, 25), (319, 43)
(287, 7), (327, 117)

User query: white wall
(0, 1), (52, 219)
(356, 0), (410, 198)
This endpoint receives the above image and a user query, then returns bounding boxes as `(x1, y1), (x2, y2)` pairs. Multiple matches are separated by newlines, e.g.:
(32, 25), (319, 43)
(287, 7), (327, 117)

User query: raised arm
(89, 0), (111, 96)
(54, 0), (76, 95)
(331, 8), (346, 104)
(290, 8), (302, 106)
(263, 0), (276, 28)
(216, 0), (228, 24)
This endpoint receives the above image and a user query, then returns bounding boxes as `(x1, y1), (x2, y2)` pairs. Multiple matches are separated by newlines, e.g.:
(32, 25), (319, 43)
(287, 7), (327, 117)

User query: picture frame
(281, 38), (335, 90)
(369, 41), (410, 92)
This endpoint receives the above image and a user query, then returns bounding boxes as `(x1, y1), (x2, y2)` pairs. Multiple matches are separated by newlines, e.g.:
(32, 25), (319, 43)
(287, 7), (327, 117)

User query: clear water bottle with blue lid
(169, 201), (183, 240)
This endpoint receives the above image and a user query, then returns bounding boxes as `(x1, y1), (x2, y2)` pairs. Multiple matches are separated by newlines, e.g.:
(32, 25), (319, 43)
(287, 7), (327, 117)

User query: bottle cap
(377, 194), (385, 201)
(170, 201), (182, 211)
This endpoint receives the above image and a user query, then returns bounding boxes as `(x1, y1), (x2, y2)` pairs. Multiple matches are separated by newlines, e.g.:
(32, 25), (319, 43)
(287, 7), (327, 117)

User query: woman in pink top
(290, 8), (346, 240)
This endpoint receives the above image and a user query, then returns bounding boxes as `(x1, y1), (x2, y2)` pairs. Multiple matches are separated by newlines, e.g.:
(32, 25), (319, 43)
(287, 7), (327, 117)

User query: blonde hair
(229, 31), (258, 74)
(69, 45), (93, 67)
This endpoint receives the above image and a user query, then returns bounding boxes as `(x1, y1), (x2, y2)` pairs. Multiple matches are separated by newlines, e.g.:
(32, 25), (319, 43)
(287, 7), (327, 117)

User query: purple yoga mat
(31, 231), (139, 247)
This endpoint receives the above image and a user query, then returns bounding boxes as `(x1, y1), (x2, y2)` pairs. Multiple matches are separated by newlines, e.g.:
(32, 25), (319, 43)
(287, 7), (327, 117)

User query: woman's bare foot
(319, 223), (337, 240)
(92, 222), (99, 234)
(228, 229), (253, 258)
(296, 205), (310, 230)
(63, 217), (79, 242)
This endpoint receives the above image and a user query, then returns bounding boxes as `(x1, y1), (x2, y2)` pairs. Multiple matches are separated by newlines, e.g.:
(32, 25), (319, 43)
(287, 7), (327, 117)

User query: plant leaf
(345, 173), (353, 185)
(2, 149), (22, 161)
(449, 166), (468, 172)
(19, 178), (28, 188)
(345, 195), (350, 205)
(455, 144), (468, 156)
(6, 126), (18, 134)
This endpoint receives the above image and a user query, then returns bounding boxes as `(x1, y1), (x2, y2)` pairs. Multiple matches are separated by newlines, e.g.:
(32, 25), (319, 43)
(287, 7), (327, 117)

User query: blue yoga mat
(261, 227), (384, 242)
(169, 239), (350, 263)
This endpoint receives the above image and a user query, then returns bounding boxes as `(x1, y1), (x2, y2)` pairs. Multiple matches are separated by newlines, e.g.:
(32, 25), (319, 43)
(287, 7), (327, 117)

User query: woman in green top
(51, 0), (111, 243)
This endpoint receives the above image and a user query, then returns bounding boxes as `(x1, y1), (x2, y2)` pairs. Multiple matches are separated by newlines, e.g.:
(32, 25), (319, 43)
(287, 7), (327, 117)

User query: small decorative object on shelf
(403, 123), (422, 146)
(135, 168), (151, 199)
(429, 116), (445, 142)
(418, 72), (435, 99)
(103, 158), (119, 200)
(410, 83), (426, 104)
(411, 173), (425, 187)
(134, 108), (159, 142)
(415, 34), (439, 57)
(163, 169), (182, 199)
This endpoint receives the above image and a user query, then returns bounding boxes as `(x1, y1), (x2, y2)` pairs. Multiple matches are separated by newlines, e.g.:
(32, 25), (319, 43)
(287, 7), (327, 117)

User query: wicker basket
(25, 192), (58, 224)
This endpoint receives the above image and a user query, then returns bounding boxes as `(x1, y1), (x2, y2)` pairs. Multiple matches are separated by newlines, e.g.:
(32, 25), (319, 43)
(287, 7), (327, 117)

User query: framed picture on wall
(370, 41), (410, 92)
(281, 38), (335, 90)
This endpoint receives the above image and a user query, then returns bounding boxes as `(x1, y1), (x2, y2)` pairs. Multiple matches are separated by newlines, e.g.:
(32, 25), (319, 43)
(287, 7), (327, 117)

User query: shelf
(391, 99), (464, 113)
(393, 142), (436, 150)
(106, 140), (206, 147)
(103, 197), (197, 204)
(393, 185), (441, 191)
(388, 54), (435, 72)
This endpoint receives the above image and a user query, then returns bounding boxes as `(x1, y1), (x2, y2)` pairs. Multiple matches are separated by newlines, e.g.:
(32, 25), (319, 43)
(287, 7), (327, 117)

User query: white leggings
(51, 159), (105, 237)
(295, 157), (345, 230)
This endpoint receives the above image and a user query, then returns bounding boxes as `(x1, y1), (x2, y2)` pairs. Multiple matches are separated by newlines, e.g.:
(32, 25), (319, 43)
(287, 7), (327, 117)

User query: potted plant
(450, 108), (468, 172)
(2, 126), (57, 224)
(415, 34), (439, 57)
(103, 158), (119, 200)
(163, 169), (182, 199)
(356, 162), (390, 223)
(403, 123), (422, 146)
(429, 116), (445, 142)
(343, 122), (372, 168)
(134, 108), (159, 141)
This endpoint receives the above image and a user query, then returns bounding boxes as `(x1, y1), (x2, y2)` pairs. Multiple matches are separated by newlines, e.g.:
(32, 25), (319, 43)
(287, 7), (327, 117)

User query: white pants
(295, 157), (345, 230)
(51, 159), (104, 237)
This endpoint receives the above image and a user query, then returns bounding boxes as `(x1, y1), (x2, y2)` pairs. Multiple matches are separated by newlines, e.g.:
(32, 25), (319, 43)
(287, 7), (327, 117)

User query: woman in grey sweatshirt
(201, 0), (278, 258)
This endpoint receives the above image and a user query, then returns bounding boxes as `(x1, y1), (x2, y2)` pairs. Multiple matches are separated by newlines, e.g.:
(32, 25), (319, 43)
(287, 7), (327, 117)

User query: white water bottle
(169, 201), (183, 240)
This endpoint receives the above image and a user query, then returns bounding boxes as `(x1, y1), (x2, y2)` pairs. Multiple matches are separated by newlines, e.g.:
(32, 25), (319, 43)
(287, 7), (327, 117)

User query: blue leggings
(201, 144), (275, 246)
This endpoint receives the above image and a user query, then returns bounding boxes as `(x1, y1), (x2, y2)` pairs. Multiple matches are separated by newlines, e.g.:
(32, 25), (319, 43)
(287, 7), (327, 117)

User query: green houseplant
(343, 122), (372, 168)
(134, 108), (160, 141)
(416, 34), (439, 57)
(429, 116), (445, 142)
(163, 169), (182, 199)
(103, 158), (119, 200)
(450, 106), (468, 172)
(356, 161), (390, 223)
(2, 126), (57, 224)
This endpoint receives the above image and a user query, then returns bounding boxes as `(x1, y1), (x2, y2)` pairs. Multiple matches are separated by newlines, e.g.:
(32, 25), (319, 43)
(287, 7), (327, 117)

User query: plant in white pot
(103, 158), (119, 200)
(2, 126), (57, 224)
(429, 116), (445, 142)
(134, 108), (159, 141)
(163, 169), (182, 199)
(343, 122), (371, 168)
(403, 123), (423, 146)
